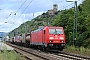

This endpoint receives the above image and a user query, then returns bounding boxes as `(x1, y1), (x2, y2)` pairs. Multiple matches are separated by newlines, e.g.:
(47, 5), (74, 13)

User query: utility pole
(66, 0), (78, 46)
(73, 1), (77, 46)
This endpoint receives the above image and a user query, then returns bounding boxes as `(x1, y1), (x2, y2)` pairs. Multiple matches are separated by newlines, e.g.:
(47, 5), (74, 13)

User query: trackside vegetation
(64, 45), (90, 56)
(0, 50), (25, 60)
(0, 46), (25, 60)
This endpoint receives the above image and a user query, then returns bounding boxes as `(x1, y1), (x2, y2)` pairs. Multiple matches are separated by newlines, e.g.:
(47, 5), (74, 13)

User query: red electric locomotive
(30, 26), (66, 51)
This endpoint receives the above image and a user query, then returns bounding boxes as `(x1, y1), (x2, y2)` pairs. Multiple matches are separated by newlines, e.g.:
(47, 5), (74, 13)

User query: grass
(0, 50), (25, 60)
(0, 43), (26, 60)
(63, 45), (90, 56)
(0, 50), (26, 60)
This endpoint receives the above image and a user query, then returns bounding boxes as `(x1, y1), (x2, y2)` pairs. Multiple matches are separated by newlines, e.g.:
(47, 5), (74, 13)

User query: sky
(0, 0), (83, 33)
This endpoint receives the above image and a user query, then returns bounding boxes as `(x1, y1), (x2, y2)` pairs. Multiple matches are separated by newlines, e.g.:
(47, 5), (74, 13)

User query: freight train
(9, 26), (66, 51)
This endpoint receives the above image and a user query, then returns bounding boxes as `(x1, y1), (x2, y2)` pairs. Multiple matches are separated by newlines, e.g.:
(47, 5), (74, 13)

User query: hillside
(8, 0), (90, 47)
(8, 11), (60, 37)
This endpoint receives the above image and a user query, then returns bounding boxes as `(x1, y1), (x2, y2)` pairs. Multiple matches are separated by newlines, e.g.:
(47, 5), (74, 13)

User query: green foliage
(80, 46), (85, 53)
(83, 38), (90, 48)
(65, 45), (90, 56)
(0, 50), (25, 60)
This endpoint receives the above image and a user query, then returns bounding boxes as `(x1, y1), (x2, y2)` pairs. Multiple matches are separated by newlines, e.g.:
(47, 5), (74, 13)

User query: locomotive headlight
(50, 41), (52, 42)
(49, 37), (54, 40)
(60, 37), (64, 40)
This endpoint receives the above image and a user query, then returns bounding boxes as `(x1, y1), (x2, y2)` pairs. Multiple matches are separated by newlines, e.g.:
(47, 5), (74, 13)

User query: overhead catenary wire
(6, 0), (26, 19)
(15, 0), (27, 14)
(13, 0), (33, 24)
(60, 0), (81, 10)
(13, 0), (78, 25)
(61, 2), (74, 10)
(6, 12), (12, 19)
(18, 0), (33, 19)
(10, 0), (81, 25)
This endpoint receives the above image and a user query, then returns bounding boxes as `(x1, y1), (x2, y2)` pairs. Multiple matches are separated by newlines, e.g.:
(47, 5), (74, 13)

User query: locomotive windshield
(49, 29), (63, 34)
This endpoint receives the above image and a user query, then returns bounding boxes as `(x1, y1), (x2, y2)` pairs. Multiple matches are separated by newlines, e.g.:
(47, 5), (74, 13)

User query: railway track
(8, 43), (90, 60)
(8, 43), (45, 60)
(50, 51), (90, 60)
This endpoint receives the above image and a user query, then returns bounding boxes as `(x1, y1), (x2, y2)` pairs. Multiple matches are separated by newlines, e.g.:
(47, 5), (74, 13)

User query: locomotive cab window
(49, 29), (63, 34)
